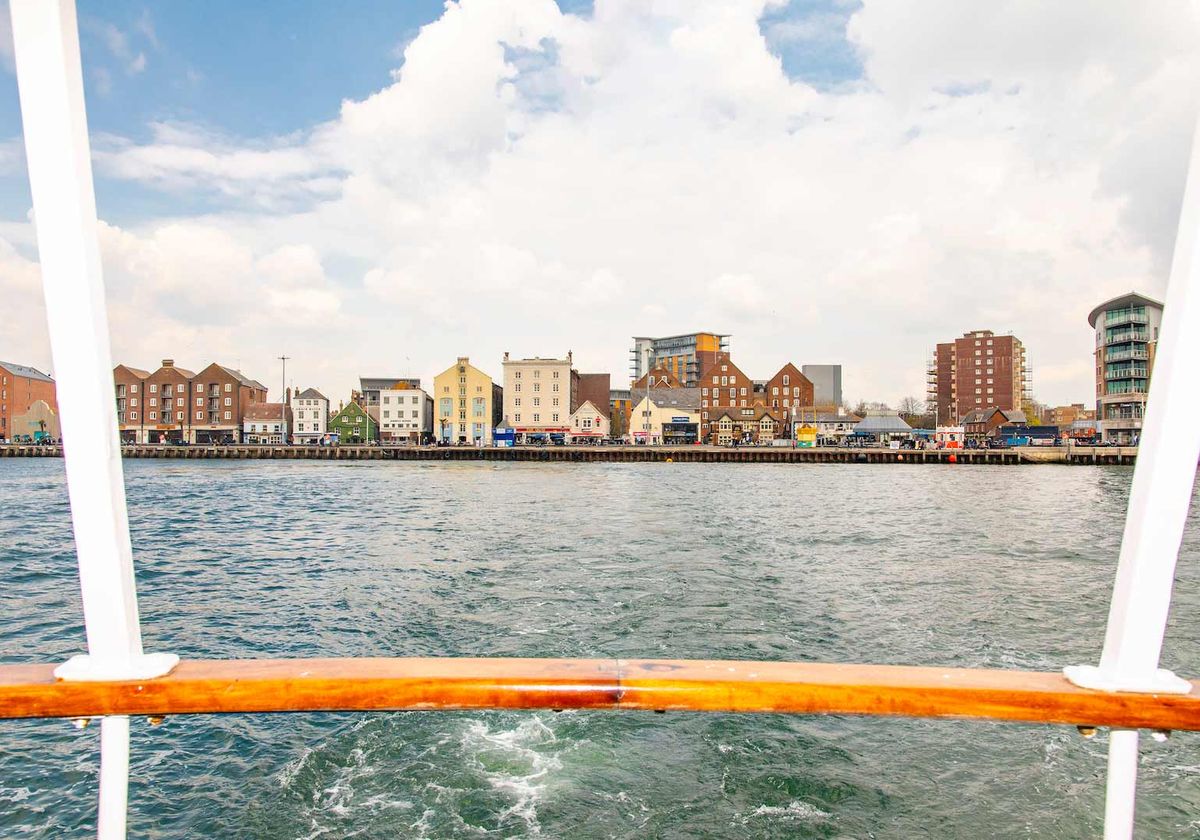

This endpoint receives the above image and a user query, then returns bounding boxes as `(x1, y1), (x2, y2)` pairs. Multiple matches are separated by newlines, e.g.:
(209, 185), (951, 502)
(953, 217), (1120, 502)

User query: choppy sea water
(0, 459), (1198, 838)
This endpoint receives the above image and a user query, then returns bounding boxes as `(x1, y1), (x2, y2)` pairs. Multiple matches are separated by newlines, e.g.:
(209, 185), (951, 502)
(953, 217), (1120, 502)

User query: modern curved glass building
(1088, 292), (1164, 444)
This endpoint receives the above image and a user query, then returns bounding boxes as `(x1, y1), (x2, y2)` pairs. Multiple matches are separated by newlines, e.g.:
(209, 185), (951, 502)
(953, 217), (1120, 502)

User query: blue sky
(1, 0), (863, 227)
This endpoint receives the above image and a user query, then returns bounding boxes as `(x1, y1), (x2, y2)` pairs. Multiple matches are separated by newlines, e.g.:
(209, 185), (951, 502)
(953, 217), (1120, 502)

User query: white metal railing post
(8, 1), (177, 838)
(1064, 108), (1200, 838)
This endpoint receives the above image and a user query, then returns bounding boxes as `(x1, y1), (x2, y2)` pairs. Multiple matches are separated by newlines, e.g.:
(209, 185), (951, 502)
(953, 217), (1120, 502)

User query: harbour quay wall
(0, 445), (1139, 465)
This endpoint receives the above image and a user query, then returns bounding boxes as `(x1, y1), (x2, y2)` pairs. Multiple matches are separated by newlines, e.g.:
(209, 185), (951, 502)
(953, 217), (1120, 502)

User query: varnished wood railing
(0, 658), (1196, 730)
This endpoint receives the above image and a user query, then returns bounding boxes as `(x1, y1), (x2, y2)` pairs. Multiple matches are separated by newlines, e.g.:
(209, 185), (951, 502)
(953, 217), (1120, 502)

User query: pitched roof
(647, 387), (700, 410)
(294, 388), (328, 401)
(114, 365), (150, 378)
(0, 362), (53, 383)
(219, 366), (268, 391)
(244, 403), (289, 421)
(854, 412), (913, 433)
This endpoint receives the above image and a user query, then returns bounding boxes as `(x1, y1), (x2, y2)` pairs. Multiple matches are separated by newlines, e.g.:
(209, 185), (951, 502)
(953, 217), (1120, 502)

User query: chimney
(504, 351), (510, 361)
(162, 359), (174, 368)
(285, 386), (292, 405)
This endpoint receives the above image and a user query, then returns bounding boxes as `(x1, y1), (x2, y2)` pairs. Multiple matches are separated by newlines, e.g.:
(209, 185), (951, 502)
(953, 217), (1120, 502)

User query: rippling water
(0, 460), (1198, 838)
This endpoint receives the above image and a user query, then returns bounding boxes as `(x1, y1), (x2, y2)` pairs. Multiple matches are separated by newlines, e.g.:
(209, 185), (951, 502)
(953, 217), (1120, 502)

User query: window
(533, 413), (540, 422)
(552, 371), (559, 379)
(177, 412), (183, 422)
(224, 411), (232, 420)
(130, 411), (137, 420)
(533, 383), (540, 392)
(149, 412), (157, 421)
(712, 375), (719, 384)
(224, 397), (232, 406)
(196, 398), (203, 407)
(534, 370), (541, 378)
(225, 383), (232, 392)
(515, 371), (521, 379)
(728, 389), (735, 399)
(515, 383), (521, 392)
(383, 397), (390, 405)
(196, 411), (203, 420)
(552, 383), (559, 392)
(533, 398), (541, 406)
(196, 384), (203, 392)
(552, 398), (559, 407)
(412, 396), (419, 404)
(515, 398), (521, 406)
(772, 387), (778, 395)
(720, 376), (728, 386)
(130, 398), (137, 407)
(383, 411), (390, 418)
(131, 384), (138, 393)
(783, 375), (790, 386)
(515, 413), (521, 422)
(702, 387), (708, 396)
(740, 387), (747, 396)
(552, 414), (559, 422)
(149, 384), (157, 393)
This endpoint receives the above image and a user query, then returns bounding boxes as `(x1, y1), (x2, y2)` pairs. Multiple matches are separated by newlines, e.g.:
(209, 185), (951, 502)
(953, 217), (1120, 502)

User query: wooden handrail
(0, 658), (1196, 730)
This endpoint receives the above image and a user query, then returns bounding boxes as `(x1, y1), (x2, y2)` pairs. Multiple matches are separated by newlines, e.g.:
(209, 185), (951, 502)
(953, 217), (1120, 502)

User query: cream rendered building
(568, 400), (609, 442)
(433, 357), (502, 444)
(502, 351), (577, 442)
(379, 384), (433, 443)
(630, 388), (700, 444)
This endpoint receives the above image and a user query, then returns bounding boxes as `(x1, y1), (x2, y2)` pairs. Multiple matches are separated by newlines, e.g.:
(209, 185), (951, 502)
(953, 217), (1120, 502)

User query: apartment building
(629, 332), (729, 387)
(0, 361), (56, 442)
(112, 360), (268, 443)
(433, 357), (502, 445)
(801, 364), (843, 410)
(927, 330), (1029, 425)
(357, 377), (421, 423)
(501, 351), (578, 442)
(1088, 292), (1163, 444)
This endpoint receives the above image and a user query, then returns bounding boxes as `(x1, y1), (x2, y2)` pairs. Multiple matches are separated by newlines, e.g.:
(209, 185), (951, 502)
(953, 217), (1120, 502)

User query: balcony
(1105, 348), (1149, 363)
(1106, 366), (1148, 381)
(1104, 310), (1149, 328)
(1105, 330), (1148, 346)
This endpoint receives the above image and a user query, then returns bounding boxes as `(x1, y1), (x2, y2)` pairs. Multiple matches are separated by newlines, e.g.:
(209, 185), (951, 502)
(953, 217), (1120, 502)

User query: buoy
(897, 454), (904, 461)
(666, 458), (673, 463)
(948, 453), (958, 464)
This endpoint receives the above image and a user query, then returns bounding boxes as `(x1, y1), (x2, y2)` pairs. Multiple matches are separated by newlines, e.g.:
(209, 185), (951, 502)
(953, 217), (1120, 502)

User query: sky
(0, 0), (1197, 408)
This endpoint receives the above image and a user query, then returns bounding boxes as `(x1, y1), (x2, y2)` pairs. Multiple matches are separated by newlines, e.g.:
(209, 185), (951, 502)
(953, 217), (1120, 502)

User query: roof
(1087, 291), (1164, 327)
(360, 377), (421, 391)
(114, 365), (150, 378)
(853, 412), (913, 433)
(646, 387), (700, 410)
(817, 413), (861, 423)
(244, 403), (290, 421)
(219, 366), (268, 391)
(294, 388), (327, 401)
(999, 408), (1028, 424)
(154, 364), (196, 379)
(0, 362), (53, 383)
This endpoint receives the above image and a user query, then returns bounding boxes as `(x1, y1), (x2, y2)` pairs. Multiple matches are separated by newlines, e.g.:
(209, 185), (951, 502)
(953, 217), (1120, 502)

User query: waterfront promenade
(0, 444), (1138, 465)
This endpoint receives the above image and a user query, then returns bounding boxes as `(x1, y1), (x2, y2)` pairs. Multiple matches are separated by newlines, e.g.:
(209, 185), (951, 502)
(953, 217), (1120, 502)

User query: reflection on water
(0, 460), (1197, 838)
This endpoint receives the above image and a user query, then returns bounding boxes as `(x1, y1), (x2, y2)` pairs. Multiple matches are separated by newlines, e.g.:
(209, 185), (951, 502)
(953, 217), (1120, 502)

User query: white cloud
(5, 0), (1198, 407)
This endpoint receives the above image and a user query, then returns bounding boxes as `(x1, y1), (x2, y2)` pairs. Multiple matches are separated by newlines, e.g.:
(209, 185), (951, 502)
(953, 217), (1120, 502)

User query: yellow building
(433, 357), (502, 445)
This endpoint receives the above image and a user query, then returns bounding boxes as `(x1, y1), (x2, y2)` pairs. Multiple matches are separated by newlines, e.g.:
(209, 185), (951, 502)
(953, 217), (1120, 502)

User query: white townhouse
(379, 384), (433, 443)
(292, 388), (329, 444)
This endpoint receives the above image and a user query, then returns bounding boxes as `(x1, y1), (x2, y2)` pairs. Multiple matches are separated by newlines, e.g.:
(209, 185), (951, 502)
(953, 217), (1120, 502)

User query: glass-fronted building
(1087, 292), (1164, 444)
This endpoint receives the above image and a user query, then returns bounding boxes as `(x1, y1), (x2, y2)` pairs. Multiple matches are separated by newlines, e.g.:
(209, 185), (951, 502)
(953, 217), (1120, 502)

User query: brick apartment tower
(928, 331), (1029, 426)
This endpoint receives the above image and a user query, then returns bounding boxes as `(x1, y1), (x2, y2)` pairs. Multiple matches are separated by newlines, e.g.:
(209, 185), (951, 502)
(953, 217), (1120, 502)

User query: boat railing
(5, 3), (1200, 840)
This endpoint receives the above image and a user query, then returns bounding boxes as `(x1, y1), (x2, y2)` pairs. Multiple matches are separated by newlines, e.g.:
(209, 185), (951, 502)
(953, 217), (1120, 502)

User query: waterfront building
(433, 357), (502, 445)
(815, 412), (862, 446)
(9, 399), (59, 441)
(765, 363), (814, 421)
(706, 405), (782, 445)
(961, 407), (1027, 443)
(111, 359), (268, 444)
(143, 359), (196, 444)
(502, 351), (578, 443)
(243, 403), (292, 444)
(802, 364), (843, 410)
(697, 352), (753, 441)
(630, 388), (700, 444)
(852, 410), (914, 445)
(569, 400), (610, 442)
(631, 366), (683, 391)
(379, 384), (433, 443)
(358, 377), (421, 423)
(292, 388), (329, 445)
(0, 361), (56, 443)
(113, 364), (149, 443)
(629, 332), (729, 387)
(1088, 292), (1164, 444)
(329, 401), (378, 443)
(188, 363), (270, 444)
(1048, 403), (1095, 427)
(927, 330), (1030, 426)
(609, 388), (632, 439)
